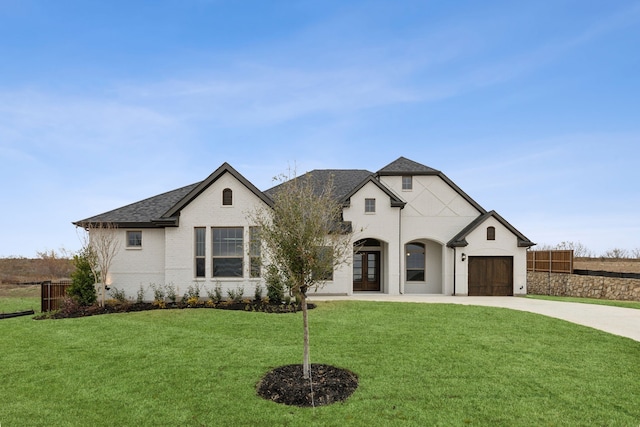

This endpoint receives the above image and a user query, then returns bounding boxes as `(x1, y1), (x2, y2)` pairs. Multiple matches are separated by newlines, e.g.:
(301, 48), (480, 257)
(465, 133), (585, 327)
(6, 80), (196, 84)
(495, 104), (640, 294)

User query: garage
(468, 256), (513, 296)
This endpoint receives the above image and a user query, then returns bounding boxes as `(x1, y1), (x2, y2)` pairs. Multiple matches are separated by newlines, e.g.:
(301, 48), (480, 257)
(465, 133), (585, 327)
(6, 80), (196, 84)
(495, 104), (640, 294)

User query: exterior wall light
(461, 253), (467, 261)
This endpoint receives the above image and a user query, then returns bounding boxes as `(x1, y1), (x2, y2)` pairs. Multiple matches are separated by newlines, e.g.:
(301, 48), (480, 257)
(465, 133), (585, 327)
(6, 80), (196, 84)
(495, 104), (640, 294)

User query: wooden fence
(527, 250), (574, 274)
(41, 280), (72, 312)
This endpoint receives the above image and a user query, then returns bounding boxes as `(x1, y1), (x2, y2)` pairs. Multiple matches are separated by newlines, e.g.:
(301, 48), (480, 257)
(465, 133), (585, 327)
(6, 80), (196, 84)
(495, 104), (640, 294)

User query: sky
(1, 0), (639, 258)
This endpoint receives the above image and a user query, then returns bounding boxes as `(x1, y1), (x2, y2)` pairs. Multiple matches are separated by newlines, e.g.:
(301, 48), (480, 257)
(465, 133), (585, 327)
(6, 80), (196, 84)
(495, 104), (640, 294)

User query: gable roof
(377, 156), (440, 175)
(74, 163), (271, 228)
(447, 210), (535, 248)
(377, 156), (486, 215)
(162, 162), (273, 219)
(342, 175), (406, 208)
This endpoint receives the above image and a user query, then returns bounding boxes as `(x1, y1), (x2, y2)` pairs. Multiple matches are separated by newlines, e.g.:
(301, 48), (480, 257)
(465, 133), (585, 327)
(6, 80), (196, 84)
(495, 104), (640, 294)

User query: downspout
(399, 207), (403, 294)
(453, 246), (456, 296)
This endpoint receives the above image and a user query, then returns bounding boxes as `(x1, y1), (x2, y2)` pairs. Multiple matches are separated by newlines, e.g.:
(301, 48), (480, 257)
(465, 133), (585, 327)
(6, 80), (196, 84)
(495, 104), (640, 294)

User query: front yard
(1, 300), (639, 426)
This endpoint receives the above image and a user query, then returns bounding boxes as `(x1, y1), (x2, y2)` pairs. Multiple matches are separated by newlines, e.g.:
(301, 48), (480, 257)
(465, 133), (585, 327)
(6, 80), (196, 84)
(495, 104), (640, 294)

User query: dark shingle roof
(265, 169), (374, 202)
(74, 182), (200, 227)
(377, 156), (439, 175)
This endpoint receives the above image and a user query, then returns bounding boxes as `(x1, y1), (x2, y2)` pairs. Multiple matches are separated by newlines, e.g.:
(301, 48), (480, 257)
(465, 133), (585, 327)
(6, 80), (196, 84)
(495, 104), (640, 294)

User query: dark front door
(353, 251), (380, 291)
(468, 256), (513, 296)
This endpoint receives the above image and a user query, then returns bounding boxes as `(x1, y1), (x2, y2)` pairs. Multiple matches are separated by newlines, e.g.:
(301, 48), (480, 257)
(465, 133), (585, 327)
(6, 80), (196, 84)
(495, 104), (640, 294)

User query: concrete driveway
(311, 294), (640, 342)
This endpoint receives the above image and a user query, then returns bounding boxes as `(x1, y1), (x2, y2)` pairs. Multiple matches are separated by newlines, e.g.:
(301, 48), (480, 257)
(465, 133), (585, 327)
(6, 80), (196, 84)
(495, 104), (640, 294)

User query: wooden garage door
(468, 256), (513, 296)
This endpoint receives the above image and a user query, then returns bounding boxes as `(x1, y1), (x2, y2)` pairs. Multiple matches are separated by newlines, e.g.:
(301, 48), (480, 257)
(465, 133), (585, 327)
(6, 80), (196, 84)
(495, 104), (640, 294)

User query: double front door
(353, 251), (380, 291)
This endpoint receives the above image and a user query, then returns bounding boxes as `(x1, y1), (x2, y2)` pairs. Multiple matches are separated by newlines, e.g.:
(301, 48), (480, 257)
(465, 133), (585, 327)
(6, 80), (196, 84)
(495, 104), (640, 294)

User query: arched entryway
(404, 239), (443, 294)
(353, 238), (384, 292)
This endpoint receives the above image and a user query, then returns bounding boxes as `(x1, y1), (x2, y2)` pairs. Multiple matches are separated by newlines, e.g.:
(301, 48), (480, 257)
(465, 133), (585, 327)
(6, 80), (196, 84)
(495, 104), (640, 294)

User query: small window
(127, 231), (142, 248)
(222, 188), (233, 206)
(365, 198), (376, 213)
(487, 226), (496, 241)
(402, 176), (413, 190)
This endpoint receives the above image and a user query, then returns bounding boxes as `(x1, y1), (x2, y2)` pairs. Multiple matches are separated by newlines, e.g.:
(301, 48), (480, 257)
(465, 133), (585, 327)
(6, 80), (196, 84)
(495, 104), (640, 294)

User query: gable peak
(377, 156), (440, 175)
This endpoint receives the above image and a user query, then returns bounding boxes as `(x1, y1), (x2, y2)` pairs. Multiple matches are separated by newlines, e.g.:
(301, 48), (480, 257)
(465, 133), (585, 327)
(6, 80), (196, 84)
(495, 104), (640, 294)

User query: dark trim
(162, 162), (273, 219)
(342, 175), (406, 209)
(447, 210), (535, 248)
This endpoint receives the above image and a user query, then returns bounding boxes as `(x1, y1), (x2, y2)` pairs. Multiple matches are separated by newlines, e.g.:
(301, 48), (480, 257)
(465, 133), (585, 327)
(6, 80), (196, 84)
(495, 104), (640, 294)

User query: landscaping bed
(35, 299), (315, 319)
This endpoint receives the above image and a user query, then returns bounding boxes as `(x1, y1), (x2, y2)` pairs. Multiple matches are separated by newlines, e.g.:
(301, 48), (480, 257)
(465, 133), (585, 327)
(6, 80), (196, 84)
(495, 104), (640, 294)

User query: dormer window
(402, 176), (413, 190)
(222, 188), (233, 206)
(365, 198), (376, 213)
(487, 226), (496, 241)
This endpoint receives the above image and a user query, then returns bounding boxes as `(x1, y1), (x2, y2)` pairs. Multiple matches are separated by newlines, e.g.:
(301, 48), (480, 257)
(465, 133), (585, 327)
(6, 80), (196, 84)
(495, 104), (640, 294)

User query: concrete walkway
(311, 295), (640, 342)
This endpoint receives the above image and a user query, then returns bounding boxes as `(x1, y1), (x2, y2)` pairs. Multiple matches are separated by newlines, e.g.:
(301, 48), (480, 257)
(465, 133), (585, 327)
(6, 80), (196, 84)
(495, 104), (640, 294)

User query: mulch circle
(257, 363), (358, 407)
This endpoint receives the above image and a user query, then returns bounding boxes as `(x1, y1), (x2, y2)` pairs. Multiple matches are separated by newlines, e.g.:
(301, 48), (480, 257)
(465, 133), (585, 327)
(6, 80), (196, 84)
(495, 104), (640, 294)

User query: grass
(527, 294), (640, 310)
(1, 301), (639, 426)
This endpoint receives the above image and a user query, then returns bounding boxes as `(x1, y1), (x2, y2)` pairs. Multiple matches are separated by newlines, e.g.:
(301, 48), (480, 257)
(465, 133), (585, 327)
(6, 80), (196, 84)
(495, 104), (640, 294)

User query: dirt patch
(257, 364), (358, 407)
(574, 258), (640, 274)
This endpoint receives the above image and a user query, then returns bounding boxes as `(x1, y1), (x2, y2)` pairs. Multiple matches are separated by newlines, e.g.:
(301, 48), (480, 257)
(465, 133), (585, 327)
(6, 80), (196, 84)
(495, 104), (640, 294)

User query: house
(74, 157), (534, 299)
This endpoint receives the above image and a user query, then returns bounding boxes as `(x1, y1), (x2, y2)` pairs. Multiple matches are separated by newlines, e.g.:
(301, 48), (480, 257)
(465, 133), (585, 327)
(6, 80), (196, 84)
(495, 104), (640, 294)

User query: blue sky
(1, 0), (639, 258)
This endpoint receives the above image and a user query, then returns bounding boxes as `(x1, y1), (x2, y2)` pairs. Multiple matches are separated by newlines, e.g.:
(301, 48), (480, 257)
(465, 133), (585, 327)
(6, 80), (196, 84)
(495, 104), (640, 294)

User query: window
(212, 227), (243, 277)
(249, 226), (261, 278)
(402, 176), (413, 190)
(222, 188), (233, 206)
(406, 242), (425, 281)
(195, 227), (206, 278)
(487, 226), (496, 241)
(127, 231), (142, 248)
(313, 246), (334, 281)
(365, 198), (376, 213)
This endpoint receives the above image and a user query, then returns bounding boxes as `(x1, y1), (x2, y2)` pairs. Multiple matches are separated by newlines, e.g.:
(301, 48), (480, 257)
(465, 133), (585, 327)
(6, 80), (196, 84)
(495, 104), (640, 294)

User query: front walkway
(311, 294), (640, 342)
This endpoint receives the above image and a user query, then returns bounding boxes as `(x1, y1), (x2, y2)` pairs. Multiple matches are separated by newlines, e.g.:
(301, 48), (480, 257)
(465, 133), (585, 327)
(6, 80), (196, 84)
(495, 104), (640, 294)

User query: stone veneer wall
(527, 271), (640, 301)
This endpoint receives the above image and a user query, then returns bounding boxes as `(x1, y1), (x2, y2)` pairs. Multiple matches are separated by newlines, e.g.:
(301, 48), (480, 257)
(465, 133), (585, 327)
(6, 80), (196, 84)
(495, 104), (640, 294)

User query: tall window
(406, 242), (425, 281)
(313, 247), (334, 281)
(365, 198), (376, 213)
(402, 176), (413, 190)
(487, 226), (496, 241)
(127, 231), (142, 248)
(249, 226), (261, 278)
(195, 227), (206, 278)
(222, 188), (233, 206)
(212, 227), (243, 277)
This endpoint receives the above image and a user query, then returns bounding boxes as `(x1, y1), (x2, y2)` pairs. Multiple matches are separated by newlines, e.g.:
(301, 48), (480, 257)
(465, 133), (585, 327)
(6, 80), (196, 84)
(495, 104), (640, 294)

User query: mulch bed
(34, 300), (315, 319)
(257, 363), (359, 407)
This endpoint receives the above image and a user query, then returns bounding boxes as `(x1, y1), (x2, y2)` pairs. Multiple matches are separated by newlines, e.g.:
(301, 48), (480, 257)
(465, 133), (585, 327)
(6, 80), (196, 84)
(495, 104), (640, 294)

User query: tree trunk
(301, 291), (310, 379)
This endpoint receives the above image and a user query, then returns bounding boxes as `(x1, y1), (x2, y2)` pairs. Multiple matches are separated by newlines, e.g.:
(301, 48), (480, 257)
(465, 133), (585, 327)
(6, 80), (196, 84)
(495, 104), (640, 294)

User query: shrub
(206, 284), (223, 303)
(182, 283), (201, 303)
(227, 287), (244, 303)
(136, 285), (145, 304)
(165, 283), (177, 304)
(67, 247), (98, 306)
(109, 287), (127, 303)
(265, 265), (286, 305)
(254, 284), (264, 302)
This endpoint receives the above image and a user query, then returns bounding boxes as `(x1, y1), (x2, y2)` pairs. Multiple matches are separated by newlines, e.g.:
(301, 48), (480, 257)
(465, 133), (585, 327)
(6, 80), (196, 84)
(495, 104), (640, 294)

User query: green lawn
(1, 301), (639, 426)
(527, 294), (640, 310)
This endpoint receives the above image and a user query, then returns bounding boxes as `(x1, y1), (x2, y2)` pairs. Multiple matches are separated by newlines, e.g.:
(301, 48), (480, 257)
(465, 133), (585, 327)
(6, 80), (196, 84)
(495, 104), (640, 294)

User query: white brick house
(74, 157), (534, 300)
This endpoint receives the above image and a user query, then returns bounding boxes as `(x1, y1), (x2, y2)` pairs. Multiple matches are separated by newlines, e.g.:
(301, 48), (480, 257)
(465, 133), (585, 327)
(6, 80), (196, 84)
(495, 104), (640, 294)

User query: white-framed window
(365, 198), (376, 213)
(212, 227), (243, 277)
(402, 176), (413, 190)
(195, 227), (206, 278)
(126, 231), (142, 248)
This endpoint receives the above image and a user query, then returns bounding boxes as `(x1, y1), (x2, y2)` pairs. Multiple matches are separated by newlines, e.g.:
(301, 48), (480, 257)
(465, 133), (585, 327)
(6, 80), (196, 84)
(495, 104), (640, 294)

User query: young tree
(77, 222), (121, 306)
(250, 172), (354, 379)
(68, 246), (98, 306)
